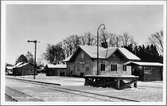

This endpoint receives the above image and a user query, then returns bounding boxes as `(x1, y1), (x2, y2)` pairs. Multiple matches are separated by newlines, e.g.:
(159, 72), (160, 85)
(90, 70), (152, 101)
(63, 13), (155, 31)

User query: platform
(84, 74), (139, 89)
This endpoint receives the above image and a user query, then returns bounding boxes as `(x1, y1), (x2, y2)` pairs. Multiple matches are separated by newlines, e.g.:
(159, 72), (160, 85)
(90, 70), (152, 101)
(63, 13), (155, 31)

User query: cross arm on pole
(27, 40), (39, 79)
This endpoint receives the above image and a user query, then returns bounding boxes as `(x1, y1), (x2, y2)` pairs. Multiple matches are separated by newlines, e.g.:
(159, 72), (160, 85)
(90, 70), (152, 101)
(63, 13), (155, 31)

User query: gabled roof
(64, 45), (140, 61)
(63, 55), (72, 62)
(124, 61), (163, 66)
(6, 66), (14, 70)
(79, 45), (107, 59)
(13, 62), (32, 68)
(118, 48), (140, 60)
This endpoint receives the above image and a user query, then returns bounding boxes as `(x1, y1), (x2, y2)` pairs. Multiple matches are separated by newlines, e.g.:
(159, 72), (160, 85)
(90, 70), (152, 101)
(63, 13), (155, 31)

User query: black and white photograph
(1, 1), (166, 105)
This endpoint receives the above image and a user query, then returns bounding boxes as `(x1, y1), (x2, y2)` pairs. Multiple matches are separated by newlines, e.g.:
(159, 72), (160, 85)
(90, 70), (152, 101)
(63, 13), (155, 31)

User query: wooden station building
(64, 45), (163, 87)
(64, 45), (141, 77)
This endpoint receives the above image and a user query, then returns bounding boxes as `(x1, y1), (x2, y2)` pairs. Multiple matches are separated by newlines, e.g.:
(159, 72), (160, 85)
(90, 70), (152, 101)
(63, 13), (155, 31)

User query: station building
(64, 45), (163, 81)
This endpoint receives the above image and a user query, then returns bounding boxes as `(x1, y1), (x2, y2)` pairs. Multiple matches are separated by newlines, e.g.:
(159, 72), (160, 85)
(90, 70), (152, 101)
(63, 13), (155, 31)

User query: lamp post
(27, 40), (39, 79)
(97, 24), (105, 75)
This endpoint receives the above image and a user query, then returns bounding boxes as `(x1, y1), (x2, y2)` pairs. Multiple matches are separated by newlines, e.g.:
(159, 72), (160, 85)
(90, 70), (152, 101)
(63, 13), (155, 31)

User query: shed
(12, 62), (35, 76)
(6, 65), (14, 75)
(124, 61), (163, 81)
(46, 64), (67, 76)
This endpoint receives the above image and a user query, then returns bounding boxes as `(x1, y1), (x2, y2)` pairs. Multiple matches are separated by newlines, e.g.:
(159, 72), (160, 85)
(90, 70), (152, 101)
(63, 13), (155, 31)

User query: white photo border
(1, 1), (166, 105)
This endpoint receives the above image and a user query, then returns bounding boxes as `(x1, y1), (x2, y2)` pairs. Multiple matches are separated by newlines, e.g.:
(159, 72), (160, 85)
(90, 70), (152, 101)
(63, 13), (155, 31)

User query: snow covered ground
(6, 74), (163, 102)
(12, 73), (85, 86)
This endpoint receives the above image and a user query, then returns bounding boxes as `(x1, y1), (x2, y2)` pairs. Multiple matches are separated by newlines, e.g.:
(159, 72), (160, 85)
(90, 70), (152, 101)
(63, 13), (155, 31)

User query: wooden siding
(46, 68), (67, 76)
(131, 65), (163, 81)
(92, 53), (131, 76)
(74, 50), (93, 76)
(13, 64), (34, 76)
(67, 49), (132, 76)
(143, 66), (162, 81)
(67, 50), (93, 76)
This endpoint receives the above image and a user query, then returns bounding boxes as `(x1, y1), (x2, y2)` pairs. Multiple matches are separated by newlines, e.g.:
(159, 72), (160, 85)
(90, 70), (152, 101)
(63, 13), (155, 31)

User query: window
(123, 65), (126, 71)
(101, 64), (105, 71)
(111, 64), (117, 71)
(81, 52), (84, 59)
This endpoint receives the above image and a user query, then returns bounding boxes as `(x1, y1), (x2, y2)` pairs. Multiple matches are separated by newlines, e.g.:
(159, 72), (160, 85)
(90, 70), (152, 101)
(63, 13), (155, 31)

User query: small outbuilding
(6, 65), (14, 75)
(124, 61), (163, 81)
(45, 64), (67, 76)
(12, 62), (35, 76)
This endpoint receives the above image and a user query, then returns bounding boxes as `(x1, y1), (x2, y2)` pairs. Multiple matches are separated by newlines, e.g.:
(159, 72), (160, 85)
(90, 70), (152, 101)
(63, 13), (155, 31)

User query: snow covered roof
(13, 62), (32, 68)
(63, 55), (72, 62)
(124, 61), (163, 66)
(15, 62), (23, 67)
(6, 66), (14, 69)
(118, 48), (140, 60)
(64, 45), (140, 61)
(80, 45), (107, 59)
(47, 64), (67, 68)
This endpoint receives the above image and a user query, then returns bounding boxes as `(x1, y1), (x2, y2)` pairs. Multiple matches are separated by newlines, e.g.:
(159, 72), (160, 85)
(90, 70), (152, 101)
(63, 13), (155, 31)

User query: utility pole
(97, 24), (105, 75)
(27, 40), (39, 79)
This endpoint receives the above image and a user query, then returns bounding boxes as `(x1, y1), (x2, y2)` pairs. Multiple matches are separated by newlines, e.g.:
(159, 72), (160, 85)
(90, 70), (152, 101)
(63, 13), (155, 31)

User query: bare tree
(108, 33), (116, 47)
(15, 54), (28, 64)
(108, 33), (122, 47)
(25, 51), (34, 64)
(120, 32), (137, 47)
(80, 35), (86, 45)
(62, 34), (81, 58)
(79, 32), (96, 46)
(121, 32), (130, 46)
(44, 43), (65, 64)
(100, 31), (109, 48)
(63, 39), (73, 57)
(149, 30), (163, 55)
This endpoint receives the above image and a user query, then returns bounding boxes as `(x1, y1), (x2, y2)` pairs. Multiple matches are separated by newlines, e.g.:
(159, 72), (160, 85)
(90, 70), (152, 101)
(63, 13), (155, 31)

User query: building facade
(65, 45), (140, 77)
(45, 64), (67, 76)
(124, 61), (163, 81)
(12, 62), (35, 76)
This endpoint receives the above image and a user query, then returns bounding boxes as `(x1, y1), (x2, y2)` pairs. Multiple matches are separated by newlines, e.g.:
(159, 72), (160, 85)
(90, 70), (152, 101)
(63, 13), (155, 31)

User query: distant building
(64, 45), (140, 77)
(124, 61), (163, 81)
(6, 64), (14, 75)
(45, 64), (67, 76)
(12, 62), (35, 76)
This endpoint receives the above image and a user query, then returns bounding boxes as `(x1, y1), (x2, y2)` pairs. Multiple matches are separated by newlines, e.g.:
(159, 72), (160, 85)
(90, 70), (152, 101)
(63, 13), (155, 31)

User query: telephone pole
(27, 40), (39, 79)
(97, 24), (105, 75)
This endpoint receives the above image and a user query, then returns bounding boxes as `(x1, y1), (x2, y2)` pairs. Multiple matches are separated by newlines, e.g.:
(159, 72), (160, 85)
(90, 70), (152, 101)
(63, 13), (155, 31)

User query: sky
(5, 4), (163, 64)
